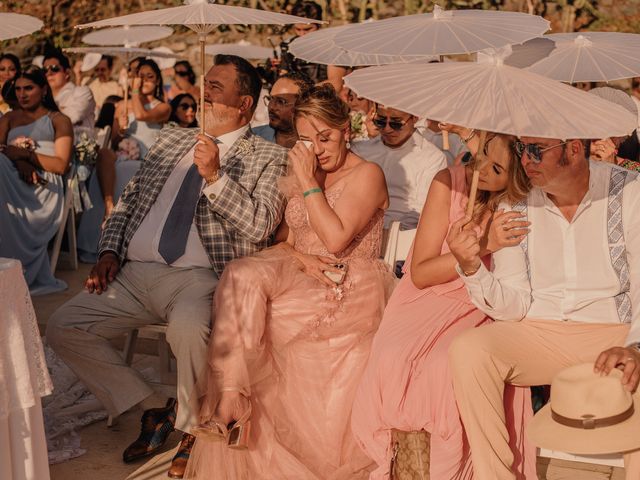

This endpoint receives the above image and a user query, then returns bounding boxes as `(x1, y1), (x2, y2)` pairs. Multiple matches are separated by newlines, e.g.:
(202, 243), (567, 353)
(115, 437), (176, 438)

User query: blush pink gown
(351, 165), (537, 480)
(185, 181), (396, 480)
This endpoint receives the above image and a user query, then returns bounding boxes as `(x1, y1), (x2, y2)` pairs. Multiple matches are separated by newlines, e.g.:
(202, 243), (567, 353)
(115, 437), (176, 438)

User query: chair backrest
(96, 125), (112, 150)
(382, 221), (417, 272)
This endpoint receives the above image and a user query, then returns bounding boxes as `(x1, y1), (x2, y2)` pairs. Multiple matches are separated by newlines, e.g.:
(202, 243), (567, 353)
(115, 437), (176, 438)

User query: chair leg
(66, 207), (78, 271)
(123, 329), (139, 366)
(158, 333), (173, 385)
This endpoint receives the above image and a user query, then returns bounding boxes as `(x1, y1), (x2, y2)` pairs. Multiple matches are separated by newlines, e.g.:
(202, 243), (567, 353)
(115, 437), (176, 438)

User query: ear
(239, 95), (253, 115)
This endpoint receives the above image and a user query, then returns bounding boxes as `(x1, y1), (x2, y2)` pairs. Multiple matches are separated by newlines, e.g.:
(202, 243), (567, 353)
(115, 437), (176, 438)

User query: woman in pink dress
(185, 85), (395, 479)
(351, 128), (537, 479)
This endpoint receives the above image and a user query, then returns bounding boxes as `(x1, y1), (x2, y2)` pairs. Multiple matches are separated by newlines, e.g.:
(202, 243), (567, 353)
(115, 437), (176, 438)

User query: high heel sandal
(227, 402), (252, 450)
(191, 418), (230, 440)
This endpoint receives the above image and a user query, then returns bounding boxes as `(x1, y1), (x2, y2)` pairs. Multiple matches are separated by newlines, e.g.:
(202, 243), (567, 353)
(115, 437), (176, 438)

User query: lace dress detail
(0, 258), (53, 421)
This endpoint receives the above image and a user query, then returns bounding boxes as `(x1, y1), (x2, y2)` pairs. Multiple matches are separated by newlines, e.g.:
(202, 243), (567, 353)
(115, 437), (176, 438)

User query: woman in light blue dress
(78, 59), (170, 262)
(0, 66), (73, 295)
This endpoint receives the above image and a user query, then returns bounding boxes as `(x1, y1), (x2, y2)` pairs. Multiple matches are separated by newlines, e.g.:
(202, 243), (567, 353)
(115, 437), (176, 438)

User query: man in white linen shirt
(446, 136), (640, 479)
(352, 105), (447, 230)
(43, 51), (96, 138)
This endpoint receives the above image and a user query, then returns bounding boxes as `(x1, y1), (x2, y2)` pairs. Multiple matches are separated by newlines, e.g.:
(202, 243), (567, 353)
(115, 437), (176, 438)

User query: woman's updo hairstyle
(293, 83), (350, 131)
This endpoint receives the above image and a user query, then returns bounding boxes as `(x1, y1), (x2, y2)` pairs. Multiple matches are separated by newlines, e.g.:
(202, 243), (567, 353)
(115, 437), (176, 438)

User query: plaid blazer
(98, 126), (288, 277)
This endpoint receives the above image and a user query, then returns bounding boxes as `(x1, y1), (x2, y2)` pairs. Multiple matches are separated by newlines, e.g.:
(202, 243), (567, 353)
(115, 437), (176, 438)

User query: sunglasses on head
(514, 140), (568, 164)
(43, 65), (63, 74)
(178, 102), (197, 111)
(372, 116), (409, 131)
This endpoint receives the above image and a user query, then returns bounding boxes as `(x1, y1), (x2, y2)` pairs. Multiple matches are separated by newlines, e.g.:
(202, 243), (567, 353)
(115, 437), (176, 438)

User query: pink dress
(185, 181), (396, 479)
(351, 165), (537, 479)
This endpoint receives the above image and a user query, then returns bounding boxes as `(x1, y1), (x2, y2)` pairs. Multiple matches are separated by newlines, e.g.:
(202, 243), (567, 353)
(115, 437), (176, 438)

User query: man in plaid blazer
(47, 55), (288, 478)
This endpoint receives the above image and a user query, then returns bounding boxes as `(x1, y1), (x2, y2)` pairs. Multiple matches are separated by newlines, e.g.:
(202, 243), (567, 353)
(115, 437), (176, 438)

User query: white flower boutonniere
(235, 138), (254, 156)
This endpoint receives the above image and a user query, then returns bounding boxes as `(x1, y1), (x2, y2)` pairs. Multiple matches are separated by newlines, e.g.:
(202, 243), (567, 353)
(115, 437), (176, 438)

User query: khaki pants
(448, 319), (640, 480)
(46, 261), (218, 432)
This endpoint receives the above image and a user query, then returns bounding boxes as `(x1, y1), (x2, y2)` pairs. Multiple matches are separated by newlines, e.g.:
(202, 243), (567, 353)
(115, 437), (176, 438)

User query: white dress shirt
(54, 82), (96, 133)
(352, 130), (447, 230)
(127, 125), (249, 269)
(459, 161), (640, 345)
(422, 127), (468, 166)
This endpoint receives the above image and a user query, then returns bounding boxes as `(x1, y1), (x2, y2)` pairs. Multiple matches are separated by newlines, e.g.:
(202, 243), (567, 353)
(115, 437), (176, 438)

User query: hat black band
(551, 405), (634, 430)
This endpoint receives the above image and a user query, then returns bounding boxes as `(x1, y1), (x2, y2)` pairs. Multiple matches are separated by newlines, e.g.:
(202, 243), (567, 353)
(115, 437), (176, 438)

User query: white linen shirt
(352, 130), (447, 230)
(459, 161), (640, 345)
(54, 82), (95, 131)
(126, 125), (249, 269)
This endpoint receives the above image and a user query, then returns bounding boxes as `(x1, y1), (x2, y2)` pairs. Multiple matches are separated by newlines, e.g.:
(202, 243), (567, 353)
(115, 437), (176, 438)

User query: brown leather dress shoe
(167, 433), (196, 479)
(122, 398), (177, 463)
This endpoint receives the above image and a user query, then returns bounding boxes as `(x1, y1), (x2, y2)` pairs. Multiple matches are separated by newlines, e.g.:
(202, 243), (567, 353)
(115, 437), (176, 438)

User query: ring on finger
(626, 357), (636, 363)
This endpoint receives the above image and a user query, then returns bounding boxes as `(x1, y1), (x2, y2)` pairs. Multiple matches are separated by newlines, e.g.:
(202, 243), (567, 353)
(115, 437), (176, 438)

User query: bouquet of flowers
(11, 135), (36, 151)
(116, 138), (141, 162)
(350, 112), (369, 142)
(75, 132), (99, 168)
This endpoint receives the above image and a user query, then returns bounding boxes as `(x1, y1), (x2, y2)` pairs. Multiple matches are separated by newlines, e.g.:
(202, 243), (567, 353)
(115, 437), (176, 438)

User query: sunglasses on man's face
(43, 64), (63, 74)
(372, 116), (410, 131)
(514, 140), (568, 164)
(178, 102), (197, 111)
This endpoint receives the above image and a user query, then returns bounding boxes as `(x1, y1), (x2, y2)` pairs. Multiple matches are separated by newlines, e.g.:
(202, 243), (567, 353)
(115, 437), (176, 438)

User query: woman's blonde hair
(468, 134), (531, 221)
(293, 83), (350, 131)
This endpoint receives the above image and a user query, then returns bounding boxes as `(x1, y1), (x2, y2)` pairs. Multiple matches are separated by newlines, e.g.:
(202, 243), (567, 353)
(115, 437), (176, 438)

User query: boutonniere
(235, 138), (254, 156)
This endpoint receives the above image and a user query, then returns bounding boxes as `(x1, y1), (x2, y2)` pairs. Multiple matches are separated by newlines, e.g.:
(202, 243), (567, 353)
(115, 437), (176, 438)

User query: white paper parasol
(334, 6), (549, 57)
(82, 26), (174, 47)
(77, 0), (323, 132)
(345, 59), (637, 216)
(81, 53), (103, 72)
(151, 46), (178, 70)
(289, 24), (436, 67)
(0, 13), (43, 41)
(478, 37), (556, 69)
(524, 32), (640, 83)
(205, 40), (272, 60)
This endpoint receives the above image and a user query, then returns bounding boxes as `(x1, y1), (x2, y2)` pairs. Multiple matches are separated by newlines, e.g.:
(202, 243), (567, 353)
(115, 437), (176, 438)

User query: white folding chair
(382, 221), (417, 274)
(50, 163), (78, 274)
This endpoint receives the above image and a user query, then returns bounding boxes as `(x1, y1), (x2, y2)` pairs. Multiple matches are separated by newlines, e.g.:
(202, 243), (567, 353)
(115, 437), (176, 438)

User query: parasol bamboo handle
(442, 130), (450, 151)
(465, 130), (488, 218)
(200, 35), (206, 135)
(123, 61), (129, 131)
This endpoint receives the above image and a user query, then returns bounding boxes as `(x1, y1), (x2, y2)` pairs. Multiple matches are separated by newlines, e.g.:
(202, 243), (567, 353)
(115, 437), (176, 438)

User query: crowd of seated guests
(6, 30), (640, 480)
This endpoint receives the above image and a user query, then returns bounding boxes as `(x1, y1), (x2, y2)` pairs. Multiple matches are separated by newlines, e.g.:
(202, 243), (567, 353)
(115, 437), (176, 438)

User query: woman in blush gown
(351, 128), (537, 479)
(0, 66), (73, 295)
(185, 85), (395, 480)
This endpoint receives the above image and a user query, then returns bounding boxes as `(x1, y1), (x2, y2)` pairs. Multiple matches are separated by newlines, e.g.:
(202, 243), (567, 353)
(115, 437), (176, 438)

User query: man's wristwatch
(205, 170), (220, 185)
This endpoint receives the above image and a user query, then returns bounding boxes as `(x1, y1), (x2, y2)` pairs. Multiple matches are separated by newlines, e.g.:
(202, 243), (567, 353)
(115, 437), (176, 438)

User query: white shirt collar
(210, 124), (250, 148)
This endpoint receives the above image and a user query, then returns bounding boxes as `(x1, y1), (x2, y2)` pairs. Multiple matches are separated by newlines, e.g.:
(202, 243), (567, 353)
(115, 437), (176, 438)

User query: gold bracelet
(462, 263), (481, 277)
(462, 129), (476, 143)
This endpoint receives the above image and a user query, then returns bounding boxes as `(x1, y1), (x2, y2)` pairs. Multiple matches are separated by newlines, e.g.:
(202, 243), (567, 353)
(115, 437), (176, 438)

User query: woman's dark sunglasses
(178, 102), (197, 111)
(175, 70), (190, 77)
(372, 116), (409, 131)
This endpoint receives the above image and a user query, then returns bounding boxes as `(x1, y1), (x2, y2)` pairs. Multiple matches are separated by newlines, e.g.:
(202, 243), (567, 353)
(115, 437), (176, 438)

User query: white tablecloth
(0, 258), (52, 480)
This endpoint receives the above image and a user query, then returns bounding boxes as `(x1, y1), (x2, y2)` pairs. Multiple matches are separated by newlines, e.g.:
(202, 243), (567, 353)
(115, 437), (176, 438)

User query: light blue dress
(0, 114), (68, 295)
(76, 100), (162, 262)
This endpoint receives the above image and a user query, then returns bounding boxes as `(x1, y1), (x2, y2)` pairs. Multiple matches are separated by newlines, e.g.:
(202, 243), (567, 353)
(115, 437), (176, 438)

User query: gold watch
(205, 170), (220, 185)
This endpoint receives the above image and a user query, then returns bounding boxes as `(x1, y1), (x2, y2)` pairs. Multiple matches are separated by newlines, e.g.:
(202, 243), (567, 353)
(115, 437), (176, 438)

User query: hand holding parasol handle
(465, 130), (487, 218)
(199, 33), (206, 135)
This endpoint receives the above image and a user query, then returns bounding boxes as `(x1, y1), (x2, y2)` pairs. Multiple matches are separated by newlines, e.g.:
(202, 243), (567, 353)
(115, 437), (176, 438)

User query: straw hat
(527, 363), (640, 455)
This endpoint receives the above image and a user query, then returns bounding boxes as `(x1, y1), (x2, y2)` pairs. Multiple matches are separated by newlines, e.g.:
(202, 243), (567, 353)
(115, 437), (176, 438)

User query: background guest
(43, 50), (96, 138)
(352, 104), (447, 230)
(253, 71), (313, 148)
(167, 60), (200, 101)
(87, 55), (123, 114)
(0, 53), (20, 113)
(169, 93), (198, 128)
(0, 66), (73, 295)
